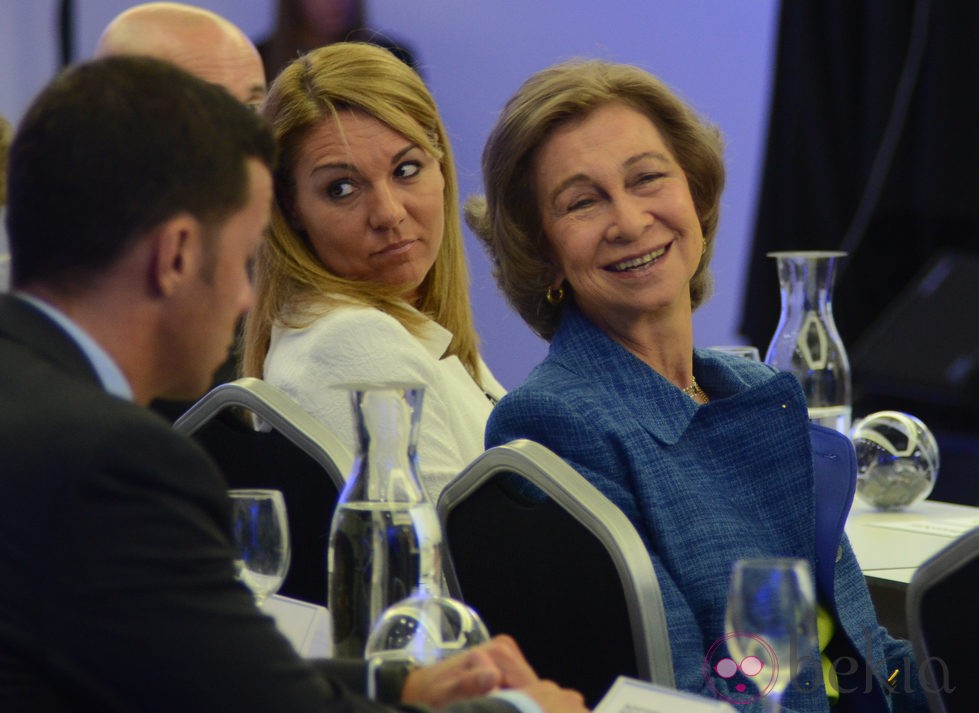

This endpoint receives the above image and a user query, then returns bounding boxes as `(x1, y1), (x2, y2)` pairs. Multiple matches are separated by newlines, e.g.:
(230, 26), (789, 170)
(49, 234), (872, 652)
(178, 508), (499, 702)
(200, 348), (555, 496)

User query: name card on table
(595, 677), (736, 713)
(264, 594), (333, 658)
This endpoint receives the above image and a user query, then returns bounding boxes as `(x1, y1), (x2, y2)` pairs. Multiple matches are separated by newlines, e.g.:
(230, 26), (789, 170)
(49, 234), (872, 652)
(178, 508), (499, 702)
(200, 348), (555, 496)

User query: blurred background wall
(0, 0), (779, 389)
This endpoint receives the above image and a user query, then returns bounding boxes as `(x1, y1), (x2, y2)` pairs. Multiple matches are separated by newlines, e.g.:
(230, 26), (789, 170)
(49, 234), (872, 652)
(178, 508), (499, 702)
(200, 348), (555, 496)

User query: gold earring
(702, 237), (707, 255)
(545, 286), (565, 306)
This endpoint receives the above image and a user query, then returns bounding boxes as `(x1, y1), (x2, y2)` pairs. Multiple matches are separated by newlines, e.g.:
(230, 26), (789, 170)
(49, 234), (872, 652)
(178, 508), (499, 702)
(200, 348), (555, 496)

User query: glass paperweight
(364, 593), (490, 666)
(851, 411), (939, 511)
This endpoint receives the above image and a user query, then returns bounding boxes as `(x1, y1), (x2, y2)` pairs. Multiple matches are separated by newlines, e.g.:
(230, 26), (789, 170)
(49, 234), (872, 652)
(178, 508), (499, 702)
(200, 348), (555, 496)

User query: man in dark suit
(0, 56), (583, 713)
(93, 1), (270, 422)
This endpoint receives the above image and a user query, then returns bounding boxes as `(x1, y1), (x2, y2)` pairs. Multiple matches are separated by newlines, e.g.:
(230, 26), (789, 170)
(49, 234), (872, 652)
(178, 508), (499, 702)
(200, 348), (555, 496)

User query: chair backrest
(906, 526), (979, 713)
(437, 439), (674, 706)
(173, 378), (353, 605)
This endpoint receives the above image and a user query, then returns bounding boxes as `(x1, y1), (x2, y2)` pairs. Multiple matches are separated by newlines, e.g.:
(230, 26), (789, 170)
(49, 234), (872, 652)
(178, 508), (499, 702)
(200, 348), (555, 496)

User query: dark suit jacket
(0, 295), (512, 713)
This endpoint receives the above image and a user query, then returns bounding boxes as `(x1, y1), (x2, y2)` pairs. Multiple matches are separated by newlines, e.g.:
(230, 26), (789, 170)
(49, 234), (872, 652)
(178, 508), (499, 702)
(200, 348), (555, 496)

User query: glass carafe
(327, 384), (442, 658)
(765, 251), (852, 435)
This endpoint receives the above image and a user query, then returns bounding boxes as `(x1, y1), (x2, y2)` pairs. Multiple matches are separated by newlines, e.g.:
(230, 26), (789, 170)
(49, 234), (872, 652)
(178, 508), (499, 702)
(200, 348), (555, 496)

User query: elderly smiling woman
(466, 59), (926, 713)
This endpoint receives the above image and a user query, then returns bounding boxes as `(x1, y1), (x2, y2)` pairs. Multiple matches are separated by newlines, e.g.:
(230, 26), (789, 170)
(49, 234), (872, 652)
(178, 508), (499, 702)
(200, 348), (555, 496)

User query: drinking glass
(724, 558), (817, 712)
(229, 489), (291, 606)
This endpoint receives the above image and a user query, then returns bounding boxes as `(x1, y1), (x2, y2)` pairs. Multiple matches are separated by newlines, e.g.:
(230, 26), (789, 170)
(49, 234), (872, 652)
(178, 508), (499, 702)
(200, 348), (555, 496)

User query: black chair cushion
(444, 474), (638, 707)
(190, 409), (339, 605)
(916, 557), (978, 710)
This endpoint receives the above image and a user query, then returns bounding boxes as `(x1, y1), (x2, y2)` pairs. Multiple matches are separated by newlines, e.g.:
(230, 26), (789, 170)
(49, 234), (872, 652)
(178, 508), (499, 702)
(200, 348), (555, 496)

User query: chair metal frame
(438, 438), (675, 689)
(173, 378), (354, 604)
(906, 525), (979, 713)
(173, 377), (352, 490)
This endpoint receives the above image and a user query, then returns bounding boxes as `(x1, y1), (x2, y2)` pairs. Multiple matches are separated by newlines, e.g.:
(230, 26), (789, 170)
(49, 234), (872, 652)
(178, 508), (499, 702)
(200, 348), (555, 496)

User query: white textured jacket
(265, 303), (505, 501)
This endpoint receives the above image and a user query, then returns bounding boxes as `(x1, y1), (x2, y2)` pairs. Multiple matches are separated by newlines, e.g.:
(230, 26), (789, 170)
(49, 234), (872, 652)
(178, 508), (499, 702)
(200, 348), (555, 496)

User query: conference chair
(437, 439), (675, 707)
(906, 525), (979, 713)
(174, 377), (353, 605)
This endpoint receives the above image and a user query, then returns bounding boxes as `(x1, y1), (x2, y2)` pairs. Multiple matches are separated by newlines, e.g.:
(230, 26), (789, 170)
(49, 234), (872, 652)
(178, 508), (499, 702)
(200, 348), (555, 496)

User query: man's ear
(149, 213), (203, 297)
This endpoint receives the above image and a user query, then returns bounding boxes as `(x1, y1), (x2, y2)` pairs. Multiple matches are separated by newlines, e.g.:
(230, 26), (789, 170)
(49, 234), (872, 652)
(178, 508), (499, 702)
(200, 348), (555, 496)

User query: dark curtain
(740, 0), (979, 355)
(741, 0), (979, 504)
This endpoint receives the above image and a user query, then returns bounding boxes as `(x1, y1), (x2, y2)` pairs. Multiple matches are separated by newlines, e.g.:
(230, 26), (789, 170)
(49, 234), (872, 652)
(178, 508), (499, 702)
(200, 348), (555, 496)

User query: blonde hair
(242, 43), (483, 382)
(465, 59), (725, 341)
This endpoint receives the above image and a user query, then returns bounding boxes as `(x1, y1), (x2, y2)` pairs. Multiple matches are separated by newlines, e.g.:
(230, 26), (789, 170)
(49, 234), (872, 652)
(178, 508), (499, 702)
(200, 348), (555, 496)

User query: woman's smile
(604, 240), (673, 273)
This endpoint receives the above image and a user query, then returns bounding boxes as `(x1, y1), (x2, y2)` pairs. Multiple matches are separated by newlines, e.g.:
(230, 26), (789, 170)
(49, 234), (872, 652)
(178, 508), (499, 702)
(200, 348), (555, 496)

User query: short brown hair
(466, 59), (725, 341)
(6, 56), (274, 291)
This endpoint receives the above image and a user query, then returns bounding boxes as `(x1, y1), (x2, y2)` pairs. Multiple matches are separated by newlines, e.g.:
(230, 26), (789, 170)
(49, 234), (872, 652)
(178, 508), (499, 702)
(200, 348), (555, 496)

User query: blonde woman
(243, 43), (504, 499)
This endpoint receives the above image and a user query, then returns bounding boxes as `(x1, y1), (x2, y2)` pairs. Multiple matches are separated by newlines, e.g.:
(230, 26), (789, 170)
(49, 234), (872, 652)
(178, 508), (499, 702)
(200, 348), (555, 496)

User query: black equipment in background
(852, 250), (979, 412)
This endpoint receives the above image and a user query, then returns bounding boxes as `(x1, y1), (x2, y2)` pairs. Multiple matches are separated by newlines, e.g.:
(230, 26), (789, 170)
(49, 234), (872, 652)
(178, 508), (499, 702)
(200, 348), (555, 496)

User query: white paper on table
(594, 677), (737, 713)
(866, 517), (979, 538)
(263, 594), (333, 658)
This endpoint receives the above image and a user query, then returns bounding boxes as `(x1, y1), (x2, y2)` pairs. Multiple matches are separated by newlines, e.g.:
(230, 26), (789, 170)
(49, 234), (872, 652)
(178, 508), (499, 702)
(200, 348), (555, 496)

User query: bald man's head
(95, 2), (266, 108)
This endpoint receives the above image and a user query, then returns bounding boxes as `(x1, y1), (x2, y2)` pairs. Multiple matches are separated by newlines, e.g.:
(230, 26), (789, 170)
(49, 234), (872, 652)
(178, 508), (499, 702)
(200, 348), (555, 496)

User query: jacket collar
(414, 310), (453, 360)
(0, 293), (101, 386)
(545, 304), (783, 445)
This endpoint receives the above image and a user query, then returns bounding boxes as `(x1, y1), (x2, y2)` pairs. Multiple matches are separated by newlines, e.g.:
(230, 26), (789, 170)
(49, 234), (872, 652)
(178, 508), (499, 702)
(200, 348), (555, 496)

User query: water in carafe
(327, 385), (441, 658)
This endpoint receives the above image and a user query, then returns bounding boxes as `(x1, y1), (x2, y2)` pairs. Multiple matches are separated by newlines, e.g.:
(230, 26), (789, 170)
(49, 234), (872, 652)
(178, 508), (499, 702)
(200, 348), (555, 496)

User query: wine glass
(724, 558), (817, 712)
(228, 489), (291, 607)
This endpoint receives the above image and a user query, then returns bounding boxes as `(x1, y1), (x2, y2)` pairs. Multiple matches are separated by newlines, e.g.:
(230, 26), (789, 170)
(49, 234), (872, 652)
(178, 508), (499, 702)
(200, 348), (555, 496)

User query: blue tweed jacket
(486, 306), (926, 713)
